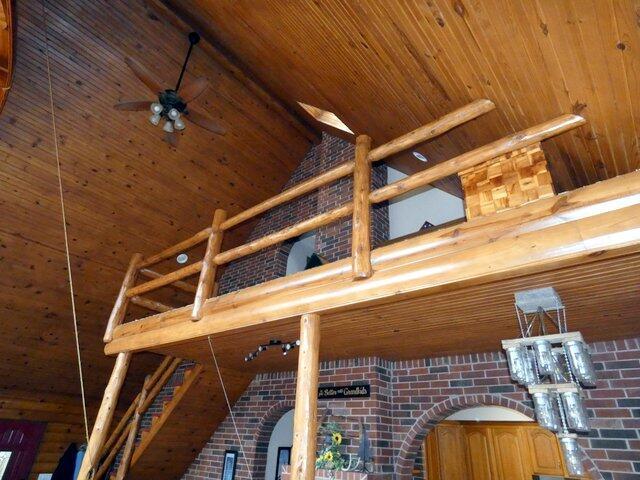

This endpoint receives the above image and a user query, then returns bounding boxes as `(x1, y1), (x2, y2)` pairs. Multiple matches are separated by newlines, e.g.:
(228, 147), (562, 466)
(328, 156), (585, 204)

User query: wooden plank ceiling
(155, 252), (640, 374)
(166, 0), (640, 196)
(0, 0), (313, 403)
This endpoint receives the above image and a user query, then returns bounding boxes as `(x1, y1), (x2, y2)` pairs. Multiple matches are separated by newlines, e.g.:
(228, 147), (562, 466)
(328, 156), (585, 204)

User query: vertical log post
(291, 313), (321, 480)
(192, 209), (227, 321)
(115, 375), (150, 480)
(104, 253), (143, 342)
(352, 134), (373, 279)
(78, 351), (132, 480)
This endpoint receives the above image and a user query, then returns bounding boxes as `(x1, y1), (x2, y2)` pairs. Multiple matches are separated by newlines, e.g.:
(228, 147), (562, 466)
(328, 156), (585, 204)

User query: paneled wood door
(490, 425), (529, 480)
(523, 426), (565, 476)
(435, 423), (468, 480)
(0, 420), (46, 480)
(463, 425), (495, 480)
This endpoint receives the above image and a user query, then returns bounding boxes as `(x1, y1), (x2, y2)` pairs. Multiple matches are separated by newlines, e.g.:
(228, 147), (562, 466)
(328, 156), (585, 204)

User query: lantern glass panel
(559, 436), (584, 476)
(564, 341), (597, 387)
(532, 392), (561, 432)
(533, 340), (555, 376)
(561, 391), (590, 432)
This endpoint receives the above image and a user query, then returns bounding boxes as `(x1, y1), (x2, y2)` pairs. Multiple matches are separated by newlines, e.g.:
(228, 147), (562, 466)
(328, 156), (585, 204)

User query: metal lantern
(522, 348), (539, 386)
(564, 340), (597, 387)
(532, 392), (561, 432)
(533, 340), (556, 376)
(559, 436), (585, 476)
(560, 391), (590, 432)
(506, 346), (528, 385)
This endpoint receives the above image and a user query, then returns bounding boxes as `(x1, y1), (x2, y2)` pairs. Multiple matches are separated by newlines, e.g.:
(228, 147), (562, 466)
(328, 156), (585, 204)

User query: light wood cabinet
(424, 421), (572, 480)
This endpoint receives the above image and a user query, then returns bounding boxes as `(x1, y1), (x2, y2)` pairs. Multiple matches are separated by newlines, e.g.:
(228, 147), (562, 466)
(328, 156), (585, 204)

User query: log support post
(78, 351), (132, 480)
(192, 208), (227, 320)
(104, 253), (143, 342)
(115, 375), (150, 480)
(291, 313), (320, 480)
(352, 134), (373, 279)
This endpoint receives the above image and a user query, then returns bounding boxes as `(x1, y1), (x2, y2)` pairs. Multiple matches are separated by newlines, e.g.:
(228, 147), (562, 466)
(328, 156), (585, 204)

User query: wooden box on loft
(458, 143), (555, 220)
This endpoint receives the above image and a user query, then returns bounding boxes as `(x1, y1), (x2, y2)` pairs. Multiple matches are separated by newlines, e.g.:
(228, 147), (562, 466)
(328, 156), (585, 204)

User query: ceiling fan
(114, 32), (226, 146)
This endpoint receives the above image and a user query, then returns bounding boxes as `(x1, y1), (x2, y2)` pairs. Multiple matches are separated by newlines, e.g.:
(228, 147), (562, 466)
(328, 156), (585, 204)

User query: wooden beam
(370, 114), (586, 205)
(367, 99), (496, 163)
(104, 170), (640, 355)
(126, 261), (203, 297)
(131, 295), (173, 313)
(192, 209), (227, 320)
(104, 254), (142, 342)
(291, 313), (320, 480)
(139, 268), (197, 294)
(352, 135), (372, 279)
(222, 162), (355, 230)
(138, 228), (211, 268)
(115, 375), (150, 480)
(215, 204), (353, 265)
(78, 352), (131, 480)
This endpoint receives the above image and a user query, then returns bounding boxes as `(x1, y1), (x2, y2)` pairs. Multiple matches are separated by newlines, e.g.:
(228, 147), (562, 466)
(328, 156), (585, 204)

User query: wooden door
(490, 426), (529, 480)
(435, 424), (468, 480)
(0, 420), (46, 480)
(423, 429), (441, 480)
(522, 425), (564, 476)
(464, 425), (495, 480)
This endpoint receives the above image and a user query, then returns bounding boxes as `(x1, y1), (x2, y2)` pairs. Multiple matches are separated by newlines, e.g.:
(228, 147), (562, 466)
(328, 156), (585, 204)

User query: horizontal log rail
(215, 204), (354, 265)
(126, 261), (203, 298)
(370, 114), (586, 204)
(138, 268), (197, 293)
(130, 295), (173, 313)
(138, 227), (211, 268)
(221, 162), (355, 230)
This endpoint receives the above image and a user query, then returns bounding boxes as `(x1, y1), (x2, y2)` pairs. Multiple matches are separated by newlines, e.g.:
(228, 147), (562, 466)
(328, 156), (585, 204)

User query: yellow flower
(332, 432), (342, 445)
(324, 451), (334, 462)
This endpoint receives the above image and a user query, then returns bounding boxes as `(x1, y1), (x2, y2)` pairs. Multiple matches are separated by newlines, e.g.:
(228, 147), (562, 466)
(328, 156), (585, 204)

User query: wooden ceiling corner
(146, 0), (321, 145)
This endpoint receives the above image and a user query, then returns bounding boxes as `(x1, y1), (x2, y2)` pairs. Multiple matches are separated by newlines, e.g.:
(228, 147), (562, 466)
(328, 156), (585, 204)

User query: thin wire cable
(207, 336), (254, 480)
(41, 0), (90, 446)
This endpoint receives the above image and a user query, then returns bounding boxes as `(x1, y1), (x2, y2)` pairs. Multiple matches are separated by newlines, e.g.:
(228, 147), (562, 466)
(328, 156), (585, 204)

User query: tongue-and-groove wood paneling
(167, 0), (640, 195)
(0, 0), (312, 402)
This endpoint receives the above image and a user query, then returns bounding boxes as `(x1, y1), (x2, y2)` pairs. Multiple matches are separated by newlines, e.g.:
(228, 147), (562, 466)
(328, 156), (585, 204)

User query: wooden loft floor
(105, 168), (640, 372)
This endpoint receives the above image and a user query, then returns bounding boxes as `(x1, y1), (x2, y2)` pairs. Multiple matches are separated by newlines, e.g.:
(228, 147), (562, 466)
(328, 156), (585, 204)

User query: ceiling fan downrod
(175, 31), (200, 92)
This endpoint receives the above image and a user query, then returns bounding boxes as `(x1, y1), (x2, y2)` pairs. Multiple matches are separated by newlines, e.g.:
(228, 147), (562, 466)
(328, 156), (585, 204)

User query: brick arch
(251, 399), (295, 479)
(395, 394), (602, 480)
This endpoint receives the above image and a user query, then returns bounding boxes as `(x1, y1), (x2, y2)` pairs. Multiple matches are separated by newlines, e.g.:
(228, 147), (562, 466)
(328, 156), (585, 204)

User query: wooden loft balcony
(80, 99), (640, 480)
(99, 99), (640, 366)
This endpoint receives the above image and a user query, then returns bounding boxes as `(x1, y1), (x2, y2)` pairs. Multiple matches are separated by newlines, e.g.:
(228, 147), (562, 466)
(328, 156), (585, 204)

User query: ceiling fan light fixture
(168, 108), (180, 120)
(149, 113), (161, 126)
(162, 120), (174, 133)
(174, 117), (186, 131)
(150, 102), (163, 115)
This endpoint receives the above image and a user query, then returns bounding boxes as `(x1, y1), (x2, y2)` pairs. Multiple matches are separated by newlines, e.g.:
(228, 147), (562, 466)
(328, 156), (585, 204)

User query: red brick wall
(182, 337), (640, 480)
(218, 133), (388, 294)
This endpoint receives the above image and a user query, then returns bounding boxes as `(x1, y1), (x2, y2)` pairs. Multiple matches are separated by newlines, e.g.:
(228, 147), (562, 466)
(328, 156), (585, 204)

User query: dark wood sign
(318, 384), (370, 400)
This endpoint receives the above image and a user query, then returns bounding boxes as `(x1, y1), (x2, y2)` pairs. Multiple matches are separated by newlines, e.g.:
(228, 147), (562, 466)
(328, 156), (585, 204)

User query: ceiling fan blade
(124, 56), (163, 94)
(179, 77), (210, 103)
(184, 108), (226, 135)
(164, 131), (179, 148)
(113, 100), (152, 111)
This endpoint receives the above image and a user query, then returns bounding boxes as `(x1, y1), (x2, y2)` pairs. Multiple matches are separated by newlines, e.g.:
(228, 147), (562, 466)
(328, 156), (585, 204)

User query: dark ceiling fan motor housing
(158, 89), (187, 119)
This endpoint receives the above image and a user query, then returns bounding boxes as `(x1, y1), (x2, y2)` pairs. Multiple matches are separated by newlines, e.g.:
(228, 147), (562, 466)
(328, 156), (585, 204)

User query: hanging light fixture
(558, 435), (585, 476)
(531, 392), (561, 431)
(564, 340), (598, 387)
(502, 287), (597, 475)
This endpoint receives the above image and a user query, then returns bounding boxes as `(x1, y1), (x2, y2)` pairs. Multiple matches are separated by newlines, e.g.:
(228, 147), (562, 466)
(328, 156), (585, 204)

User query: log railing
(104, 98), (587, 338)
(92, 356), (180, 480)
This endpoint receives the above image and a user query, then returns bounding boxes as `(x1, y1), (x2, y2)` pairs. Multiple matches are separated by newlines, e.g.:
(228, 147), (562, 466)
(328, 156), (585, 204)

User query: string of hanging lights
(244, 338), (301, 362)
(502, 287), (597, 477)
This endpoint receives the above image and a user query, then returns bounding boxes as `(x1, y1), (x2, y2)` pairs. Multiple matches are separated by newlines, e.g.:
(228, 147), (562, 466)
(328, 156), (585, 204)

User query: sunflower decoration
(316, 422), (346, 470)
